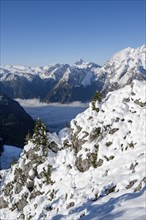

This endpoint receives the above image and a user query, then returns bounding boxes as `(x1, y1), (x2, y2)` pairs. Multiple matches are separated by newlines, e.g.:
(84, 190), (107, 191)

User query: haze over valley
(16, 99), (88, 133)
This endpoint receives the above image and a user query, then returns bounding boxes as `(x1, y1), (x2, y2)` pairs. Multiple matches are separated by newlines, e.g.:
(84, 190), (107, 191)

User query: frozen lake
(16, 99), (88, 133)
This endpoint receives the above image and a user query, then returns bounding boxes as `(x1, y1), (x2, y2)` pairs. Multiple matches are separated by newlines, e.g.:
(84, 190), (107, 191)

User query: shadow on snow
(52, 185), (146, 220)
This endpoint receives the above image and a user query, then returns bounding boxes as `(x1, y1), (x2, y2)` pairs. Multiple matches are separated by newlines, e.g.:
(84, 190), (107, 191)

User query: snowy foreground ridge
(0, 80), (146, 220)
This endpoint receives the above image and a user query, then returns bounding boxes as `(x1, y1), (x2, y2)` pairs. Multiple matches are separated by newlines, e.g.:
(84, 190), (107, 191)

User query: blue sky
(1, 0), (145, 66)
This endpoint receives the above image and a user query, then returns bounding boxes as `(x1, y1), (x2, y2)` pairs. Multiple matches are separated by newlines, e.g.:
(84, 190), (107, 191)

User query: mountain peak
(74, 58), (85, 65)
(110, 45), (145, 63)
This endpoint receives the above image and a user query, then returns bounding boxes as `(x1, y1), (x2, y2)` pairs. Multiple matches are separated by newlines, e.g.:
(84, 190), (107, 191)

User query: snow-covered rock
(0, 80), (145, 219)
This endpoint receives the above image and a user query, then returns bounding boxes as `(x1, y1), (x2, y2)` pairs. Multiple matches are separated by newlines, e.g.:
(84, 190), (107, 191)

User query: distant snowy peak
(110, 44), (146, 64)
(100, 45), (146, 90)
(74, 59), (100, 69)
(74, 58), (85, 66)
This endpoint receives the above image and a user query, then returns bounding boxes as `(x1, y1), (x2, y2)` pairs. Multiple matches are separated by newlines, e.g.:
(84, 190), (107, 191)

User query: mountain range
(0, 45), (145, 103)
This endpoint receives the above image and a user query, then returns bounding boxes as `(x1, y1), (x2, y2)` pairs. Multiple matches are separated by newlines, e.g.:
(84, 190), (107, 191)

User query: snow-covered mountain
(100, 45), (146, 93)
(0, 80), (145, 219)
(0, 45), (145, 102)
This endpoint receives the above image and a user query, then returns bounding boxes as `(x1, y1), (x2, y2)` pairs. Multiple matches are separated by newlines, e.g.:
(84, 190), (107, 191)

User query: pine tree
(92, 91), (102, 102)
(32, 119), (48, 156)
(91, 91), (102, 112)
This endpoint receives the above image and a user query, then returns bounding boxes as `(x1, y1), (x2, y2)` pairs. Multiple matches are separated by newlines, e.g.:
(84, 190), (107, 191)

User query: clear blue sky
(1, 0), (145, 66)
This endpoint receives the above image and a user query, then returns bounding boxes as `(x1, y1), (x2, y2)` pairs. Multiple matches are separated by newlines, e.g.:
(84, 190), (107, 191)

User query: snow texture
(0, 80), (146, 220)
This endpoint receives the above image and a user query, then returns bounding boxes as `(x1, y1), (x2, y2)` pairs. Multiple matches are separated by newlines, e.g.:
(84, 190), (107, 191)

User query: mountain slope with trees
(0, 80), (145, 219)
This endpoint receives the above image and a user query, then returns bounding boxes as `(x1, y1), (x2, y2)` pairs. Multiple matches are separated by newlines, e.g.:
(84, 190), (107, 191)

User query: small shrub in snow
(91, 91), (102, 112)
(128, 141), (135, 149)
(92, 91), (102, 102)
(44, 165), (54, 185)
(49, 189), (56, 201)
(129, 162), (138, 173)
(90, 152), (98, 168)
(63, 140), (71, 148)
(91, 101), (99, 112)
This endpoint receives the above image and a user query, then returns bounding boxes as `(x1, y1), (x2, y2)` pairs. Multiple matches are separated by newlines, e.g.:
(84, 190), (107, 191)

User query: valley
(16, 99), (88, 133)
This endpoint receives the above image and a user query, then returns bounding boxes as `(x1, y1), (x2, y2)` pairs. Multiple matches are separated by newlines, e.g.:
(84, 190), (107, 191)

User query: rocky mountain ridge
(0, 80), (145, 219)
(0, 92), (34, 148)
(0, 45), (145, 103)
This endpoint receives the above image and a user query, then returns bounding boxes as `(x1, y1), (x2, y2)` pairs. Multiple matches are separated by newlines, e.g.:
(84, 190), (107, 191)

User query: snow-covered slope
(0, 80), (145, 219)
(0, 45), (145, 102)
(99, 45), (146, 92)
